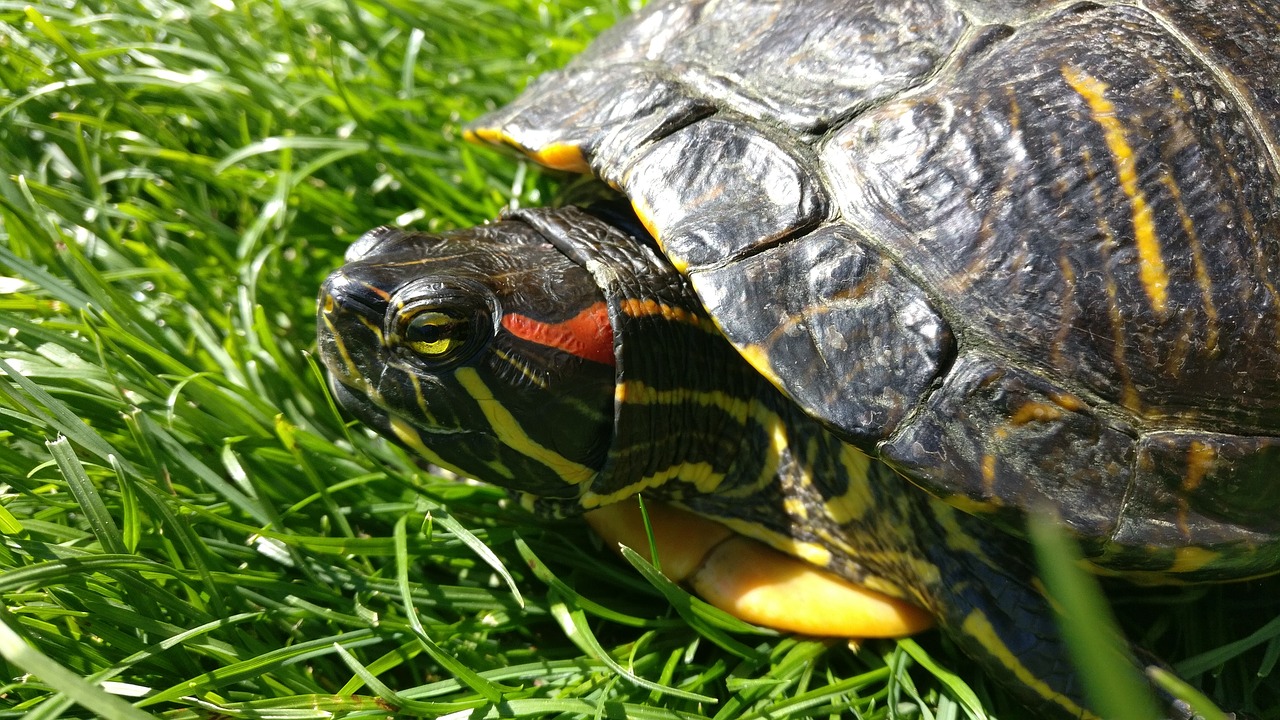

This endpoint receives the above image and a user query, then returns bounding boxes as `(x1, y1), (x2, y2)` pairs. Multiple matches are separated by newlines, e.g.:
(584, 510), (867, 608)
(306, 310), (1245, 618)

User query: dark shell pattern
(471, 0), (1280, 580)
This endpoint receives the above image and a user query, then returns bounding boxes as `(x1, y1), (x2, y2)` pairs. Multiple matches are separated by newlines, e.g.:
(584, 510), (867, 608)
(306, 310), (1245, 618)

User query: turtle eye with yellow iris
(388, 278), (497, 371)
(404, 309), (467, 359)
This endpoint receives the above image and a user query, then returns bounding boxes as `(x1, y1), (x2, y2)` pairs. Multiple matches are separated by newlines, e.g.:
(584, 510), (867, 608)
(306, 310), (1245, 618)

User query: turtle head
(317, 210), (620, 499)
(320, 204), (769, 515)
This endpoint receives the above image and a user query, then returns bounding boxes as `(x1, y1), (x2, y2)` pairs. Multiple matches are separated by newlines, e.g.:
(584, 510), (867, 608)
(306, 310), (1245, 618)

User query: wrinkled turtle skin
(319, 0), (1280, 717)
(471, 0), (1280, 579)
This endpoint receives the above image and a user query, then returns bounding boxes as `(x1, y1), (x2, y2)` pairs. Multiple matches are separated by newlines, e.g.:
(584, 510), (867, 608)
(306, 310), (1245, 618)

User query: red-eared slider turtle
(318, 1), (1280, 717)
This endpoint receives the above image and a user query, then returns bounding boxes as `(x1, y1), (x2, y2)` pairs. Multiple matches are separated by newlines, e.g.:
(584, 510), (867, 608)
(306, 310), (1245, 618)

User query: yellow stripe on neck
(455, 367), (597, 485)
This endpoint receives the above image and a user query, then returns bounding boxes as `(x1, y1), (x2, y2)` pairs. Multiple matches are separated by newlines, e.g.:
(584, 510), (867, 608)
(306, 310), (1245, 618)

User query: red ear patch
(501, 302), (615, 365)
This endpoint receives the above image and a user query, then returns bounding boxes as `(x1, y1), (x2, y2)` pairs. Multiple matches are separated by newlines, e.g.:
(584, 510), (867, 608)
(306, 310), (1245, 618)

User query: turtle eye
(403, 309), (467, 359)
(388, 278), (497, 370)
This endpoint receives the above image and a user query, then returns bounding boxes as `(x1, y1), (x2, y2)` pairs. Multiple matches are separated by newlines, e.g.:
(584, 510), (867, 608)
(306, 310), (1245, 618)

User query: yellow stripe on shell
(961, 610), (1099, 720)
(981, 454), (997, 495)
(1063, 66), (1169, 316)
(1182, 440), (1215, 492)
(463, 127), (506, 147)
(462, 126), (590, 173)
(530, 143), (590, 173)
(629, 196), (693, 273)
(1160, 173), (1219, 349)
(1169, 545), (1222, 574)
(737, 343), (789, 396)
(455, 367), (596, 485)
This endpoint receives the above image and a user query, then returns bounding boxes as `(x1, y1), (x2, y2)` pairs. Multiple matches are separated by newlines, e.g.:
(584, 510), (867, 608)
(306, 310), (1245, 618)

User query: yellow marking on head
(1170, 545), (1220, 574)
(961, 611), (1097, 720)
(455, 367), (596, 485)
(580, 462), (726, 508)
(389, 416), (455, 472)
(1010, 401), (1064, 425)
(1063, 66), (1169, 316)
(783, 496), (809, 520)
(356, 315), (384, 345)
(407, 374), (434, 424)
(1183, 441), (1216, 492)
(493, 348), (550, 390)
(321, 314), (368, 391)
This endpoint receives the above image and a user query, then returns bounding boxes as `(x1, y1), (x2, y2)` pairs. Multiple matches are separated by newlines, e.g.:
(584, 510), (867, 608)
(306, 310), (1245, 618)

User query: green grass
(0, 1), (1278, 718)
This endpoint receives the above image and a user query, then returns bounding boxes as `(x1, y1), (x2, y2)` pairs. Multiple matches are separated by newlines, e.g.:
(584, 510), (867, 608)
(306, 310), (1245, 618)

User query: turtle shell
(469, 0), (1280, 580)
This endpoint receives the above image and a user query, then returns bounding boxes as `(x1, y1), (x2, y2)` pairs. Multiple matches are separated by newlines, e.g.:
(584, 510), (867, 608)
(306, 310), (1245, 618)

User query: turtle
(317, 0), (1280, 716)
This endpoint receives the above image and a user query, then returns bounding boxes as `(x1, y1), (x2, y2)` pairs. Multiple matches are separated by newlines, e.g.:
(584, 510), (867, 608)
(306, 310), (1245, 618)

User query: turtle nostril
(322, 270), (390, 321)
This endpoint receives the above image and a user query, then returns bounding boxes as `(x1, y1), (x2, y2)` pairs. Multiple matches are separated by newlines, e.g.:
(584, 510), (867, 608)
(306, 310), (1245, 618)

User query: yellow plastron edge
(464, 127), (591, 174)
(585, 499), (934, 638)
